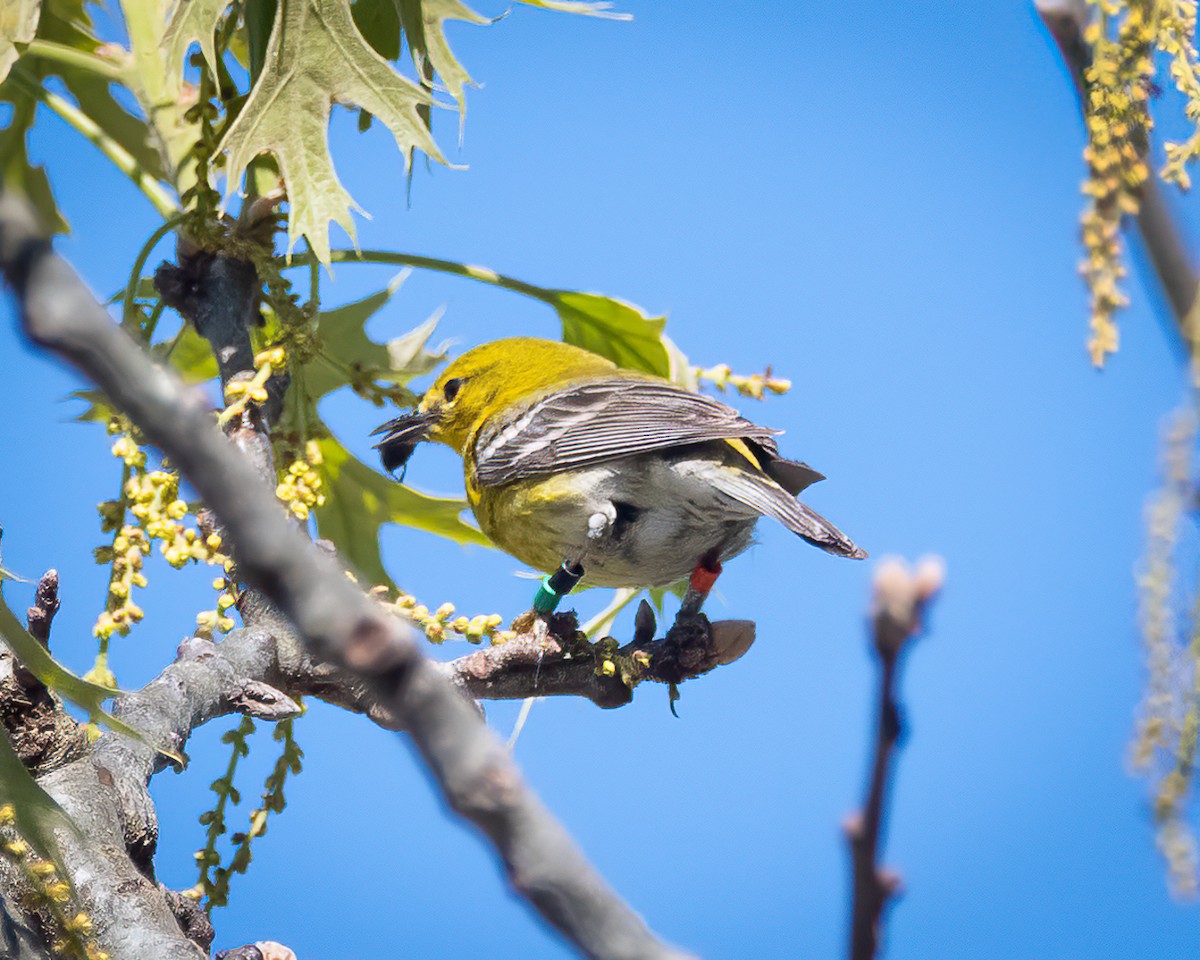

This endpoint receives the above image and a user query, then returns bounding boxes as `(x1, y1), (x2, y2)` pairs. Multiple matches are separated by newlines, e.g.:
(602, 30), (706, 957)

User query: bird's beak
(372, 409), (439, 477)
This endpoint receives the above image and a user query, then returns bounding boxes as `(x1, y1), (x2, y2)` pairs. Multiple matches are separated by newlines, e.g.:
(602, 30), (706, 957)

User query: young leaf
(305, 276), (448, 398)
(33, 0), (169, 181)
(164, 0), (232, 79)
(554, 290), (670, 377)
(353, 0), (402, 61)
(396, 0), (490, 113)
(68, 388), (117, 424)
(0, 89), (67, 234)
(0, 0), (41, 84)
(313, 434), (488, 589)
(160, 324), (220, 383)
(219, 0), (446, 262)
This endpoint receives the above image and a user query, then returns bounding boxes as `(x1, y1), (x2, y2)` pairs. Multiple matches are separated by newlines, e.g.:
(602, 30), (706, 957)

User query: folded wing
(472, 378), (819, 488)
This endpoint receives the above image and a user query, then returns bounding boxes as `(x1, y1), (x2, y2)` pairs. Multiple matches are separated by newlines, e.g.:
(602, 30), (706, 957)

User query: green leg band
(533, 578), (562, 613)
(531, 562), (584, 613)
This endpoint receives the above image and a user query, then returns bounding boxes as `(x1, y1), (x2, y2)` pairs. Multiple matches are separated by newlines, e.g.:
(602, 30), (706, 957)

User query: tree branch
(1036, 0), (1200, 347)
(845, 558), (943, 960)
(0, 569), (85, 775)
(441, 606), (754, 708)
(0, 197), (691, 960)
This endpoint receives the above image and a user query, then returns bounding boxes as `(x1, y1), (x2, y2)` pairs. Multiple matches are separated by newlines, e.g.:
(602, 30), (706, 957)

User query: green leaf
(161, 324), (220, 383)
(0, 87), (67, 234)
(31, 0), (169, 181)
(554, 290), (670, 377)
(218, 0), (445, 262)
(67, 388), (116, 424)
(164, 0), (231, 78)
(292, 249), (679, 377)
(305, 275), (448, 398)
(647, 580), (686, 613)
(0, 566), (27, 585)
(0, 0), (41, 84)
(396, 0), (489, 114)
(352, 0), (401, 61)
(661, 332), (697, 389)
(0, 592), (174, 755)
(313, 433), (487, 589)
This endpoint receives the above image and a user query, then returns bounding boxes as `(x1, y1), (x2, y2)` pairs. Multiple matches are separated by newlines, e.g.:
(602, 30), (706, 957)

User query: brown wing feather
(473, 378), (787, 487)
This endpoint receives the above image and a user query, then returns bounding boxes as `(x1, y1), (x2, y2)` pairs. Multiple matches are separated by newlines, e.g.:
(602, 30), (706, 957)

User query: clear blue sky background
(3, 1), (1200, 957)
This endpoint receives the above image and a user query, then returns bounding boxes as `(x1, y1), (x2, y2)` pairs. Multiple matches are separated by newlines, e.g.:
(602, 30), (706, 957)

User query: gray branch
(0, 197), (691, 960)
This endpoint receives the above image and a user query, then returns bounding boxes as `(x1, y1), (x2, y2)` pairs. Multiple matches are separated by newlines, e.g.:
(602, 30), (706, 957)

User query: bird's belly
(474, 456), (759, 588)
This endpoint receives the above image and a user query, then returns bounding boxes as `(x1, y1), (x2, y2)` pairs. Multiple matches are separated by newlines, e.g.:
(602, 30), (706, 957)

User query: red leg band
(689, 558), (722, 596)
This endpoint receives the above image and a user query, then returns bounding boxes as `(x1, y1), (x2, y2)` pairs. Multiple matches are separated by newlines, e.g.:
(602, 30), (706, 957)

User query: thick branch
(28, 626), (299, 957)
(0, 197), (690, 960)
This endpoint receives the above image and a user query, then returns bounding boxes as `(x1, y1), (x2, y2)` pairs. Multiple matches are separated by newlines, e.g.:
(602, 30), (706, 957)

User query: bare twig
(1036, 0), (1200, 346)
(24, 571), (59, 647)
(0, 568), (84, 774)
(846, 558), (943, 960)
(0, 197), (691, 960)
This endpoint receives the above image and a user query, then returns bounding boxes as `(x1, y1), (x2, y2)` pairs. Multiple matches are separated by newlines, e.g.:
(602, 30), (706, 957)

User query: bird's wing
(473, 377), (802, 486)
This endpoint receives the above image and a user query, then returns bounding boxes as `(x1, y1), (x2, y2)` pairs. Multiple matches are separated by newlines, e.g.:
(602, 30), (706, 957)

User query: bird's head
(373, 337), (617, 476)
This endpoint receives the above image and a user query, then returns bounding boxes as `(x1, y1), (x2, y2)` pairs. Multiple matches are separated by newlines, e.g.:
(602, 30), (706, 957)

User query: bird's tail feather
(708, 469), (867, 559)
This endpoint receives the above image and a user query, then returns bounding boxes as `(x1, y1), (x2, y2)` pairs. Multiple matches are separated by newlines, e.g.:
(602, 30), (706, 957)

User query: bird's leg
(528, 509), (611, 615)
(680, 550), (723, 617)
(531, 560), (585, 615)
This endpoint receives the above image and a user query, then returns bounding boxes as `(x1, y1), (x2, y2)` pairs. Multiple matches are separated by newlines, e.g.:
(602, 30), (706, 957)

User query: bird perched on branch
(374, 338), (864, 613)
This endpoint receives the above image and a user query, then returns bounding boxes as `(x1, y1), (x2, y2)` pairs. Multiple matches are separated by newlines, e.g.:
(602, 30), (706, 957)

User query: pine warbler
(373, 338), (864, 593)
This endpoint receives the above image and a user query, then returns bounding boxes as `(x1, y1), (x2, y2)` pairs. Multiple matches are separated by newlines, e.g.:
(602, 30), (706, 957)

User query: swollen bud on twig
(870, 556), (945, 657)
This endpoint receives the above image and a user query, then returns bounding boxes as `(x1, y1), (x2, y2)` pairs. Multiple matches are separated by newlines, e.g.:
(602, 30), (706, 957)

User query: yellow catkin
(0, 817), (106, 959)
(93, 423), (234, 659)
(692, 363), (791, 400)
(1134, 405), (1200, 896)
(1078, 1), (1200, 365)
(376, 588), (513, 645)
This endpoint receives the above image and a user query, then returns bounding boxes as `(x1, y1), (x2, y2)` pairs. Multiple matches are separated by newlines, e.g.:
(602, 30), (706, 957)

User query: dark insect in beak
(371, 410), (437, 478)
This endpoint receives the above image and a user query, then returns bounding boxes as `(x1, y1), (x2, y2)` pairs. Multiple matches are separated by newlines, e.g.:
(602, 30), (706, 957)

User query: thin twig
(845, 558), (943, 960)
(24, 571), (59, 648)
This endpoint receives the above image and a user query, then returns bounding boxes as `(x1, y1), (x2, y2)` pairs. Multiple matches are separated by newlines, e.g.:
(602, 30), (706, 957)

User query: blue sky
(4, 1), (1200, 957)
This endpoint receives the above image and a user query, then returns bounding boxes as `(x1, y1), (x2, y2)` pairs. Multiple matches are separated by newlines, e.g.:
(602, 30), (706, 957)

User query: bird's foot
(512, 560), (585, 631)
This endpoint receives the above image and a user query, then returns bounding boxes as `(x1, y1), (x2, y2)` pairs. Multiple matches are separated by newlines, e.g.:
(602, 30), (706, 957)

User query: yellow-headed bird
(373, 338), (864, 608)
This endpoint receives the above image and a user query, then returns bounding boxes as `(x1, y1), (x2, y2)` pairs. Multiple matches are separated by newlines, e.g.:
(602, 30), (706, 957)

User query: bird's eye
(442, 378), (464, 403)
